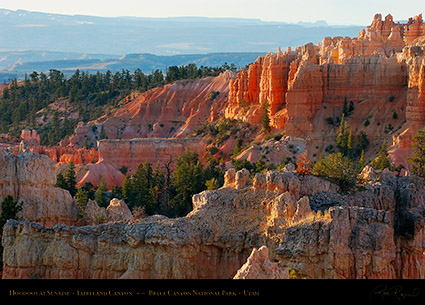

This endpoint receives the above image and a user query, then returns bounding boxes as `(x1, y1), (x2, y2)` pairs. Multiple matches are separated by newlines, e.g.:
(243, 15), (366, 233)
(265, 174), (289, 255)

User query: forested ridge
(0, 64), (234, 145)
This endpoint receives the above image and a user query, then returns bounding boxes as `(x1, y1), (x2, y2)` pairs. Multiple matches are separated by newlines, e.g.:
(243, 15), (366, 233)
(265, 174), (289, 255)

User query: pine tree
(347, 129), (353, 158)
(64, 161), (77, 197)
(359, 149), (366, 169)
(75, 188), (89, 218)
(336, 115), (349, 155)
(95, 177), (108, 207)
(55, 172), (67, 189)
(371, 139), (391, 170)
(408, 129), (425, 182)
(313, 152), (360, 192)
(172, 151), (205, 216)
(0, 195), (22, 229)
(122, 174), (132, 203)
(132, 162), (156, 214)
(0, 195), (22, 267)
(261, 99), (271, 132)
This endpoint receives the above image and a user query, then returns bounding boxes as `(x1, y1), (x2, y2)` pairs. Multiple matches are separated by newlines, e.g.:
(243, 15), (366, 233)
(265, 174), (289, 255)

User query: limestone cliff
(3, 167), (425, 279)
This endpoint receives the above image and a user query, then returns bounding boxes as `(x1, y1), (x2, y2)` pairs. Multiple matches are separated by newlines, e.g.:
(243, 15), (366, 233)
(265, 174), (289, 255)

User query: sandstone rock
(70, 72), (235, 147)
(234, 136), (306, 165)
(84, 198), (133, 225)
(20, 129), (40, 146)
(234, 168), (250, 189)
(224, 13), (424, 163)
(0, 149), (78, 226)
(223, 168), (236, 187)
(358, 165), (378, 182)
(83, 199), (108, 225)
(106, 198), (132, 222)
(4, 169), (425, 279)
(233, 246), (289, 279)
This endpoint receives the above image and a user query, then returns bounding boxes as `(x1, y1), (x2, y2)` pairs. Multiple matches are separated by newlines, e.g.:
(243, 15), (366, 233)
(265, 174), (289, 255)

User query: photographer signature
(370, 285), (421, 301)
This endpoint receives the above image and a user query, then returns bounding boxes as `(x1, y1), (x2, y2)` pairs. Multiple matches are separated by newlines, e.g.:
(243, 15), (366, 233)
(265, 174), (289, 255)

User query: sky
(0, 0), (423, 25)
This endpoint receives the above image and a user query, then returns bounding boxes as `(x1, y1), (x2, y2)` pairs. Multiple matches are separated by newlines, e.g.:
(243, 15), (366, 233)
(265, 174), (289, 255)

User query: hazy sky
(0, 0), (423, 25)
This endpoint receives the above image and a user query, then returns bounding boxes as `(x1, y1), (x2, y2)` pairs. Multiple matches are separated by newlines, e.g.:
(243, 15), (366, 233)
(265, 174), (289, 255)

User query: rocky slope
(3, 164), (425, 279)
(71, 70), (235, 146)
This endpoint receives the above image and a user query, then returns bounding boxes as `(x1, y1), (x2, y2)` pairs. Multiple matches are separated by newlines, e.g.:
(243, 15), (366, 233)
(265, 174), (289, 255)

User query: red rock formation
(225, 13), (425, 166)
(70, 71), (235, 148)
(77, 138), (204, 188)
(226, 48), (298, 128)
(20, 129), (40, 146)
(29, 145), (99, 165)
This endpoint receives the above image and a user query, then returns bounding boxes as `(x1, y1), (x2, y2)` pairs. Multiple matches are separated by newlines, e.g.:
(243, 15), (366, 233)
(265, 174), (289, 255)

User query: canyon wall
(3, 167), (425, 279)
(225, 13), (424, 144)
(77, 138), (204, 188)
(0, 150), (78, 227)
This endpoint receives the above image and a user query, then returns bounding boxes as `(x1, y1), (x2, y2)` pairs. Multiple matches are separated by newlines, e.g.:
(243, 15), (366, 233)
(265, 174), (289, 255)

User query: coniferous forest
(0, 64), (234, 145)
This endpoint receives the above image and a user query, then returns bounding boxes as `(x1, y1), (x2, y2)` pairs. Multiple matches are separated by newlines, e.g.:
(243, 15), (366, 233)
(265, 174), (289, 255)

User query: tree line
(0, 63), (234, 145)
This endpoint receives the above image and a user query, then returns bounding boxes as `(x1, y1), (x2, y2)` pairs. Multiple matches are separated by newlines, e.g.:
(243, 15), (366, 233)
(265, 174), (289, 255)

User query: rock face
(234, 136), (306, 165)
(3, 168), (425, 279)
(83, 198), (132, 225)
(233, 246), (289, 279)
(77, 138), (204, 188)
(20, 129), (40, 146)
(0, 149), (78, 226)
(225, 13), (425, 163)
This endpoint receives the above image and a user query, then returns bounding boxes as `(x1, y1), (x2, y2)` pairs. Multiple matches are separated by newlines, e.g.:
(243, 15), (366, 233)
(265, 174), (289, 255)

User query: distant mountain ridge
(0, 8), (364, 55)
(0, 51), (265, 82)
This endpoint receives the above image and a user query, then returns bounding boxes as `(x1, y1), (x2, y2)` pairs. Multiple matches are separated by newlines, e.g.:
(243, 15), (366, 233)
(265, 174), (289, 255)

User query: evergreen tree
(99, 125), (107, 139)
(131, 162), (156, 214)
(95, 177), (108, 207)
(347, 129), (353, 158)
(122, 174), (132, 203)
(0, 195), (22, 229)
(64, 161), (77, 197)
(408, 129), (425, 182)
(205, 178), (219, 190)
(172, 151), (205, 216)
(0, 195), (22, 268)
(359, 149), (366, 170)
(336, 115), (349, 155)
(261, 99), (271, 132)
(75, 188), (89, 218)
(371, 139), (391, 170)
(55, 172), (67, 189)
(357, 131), (370, 152)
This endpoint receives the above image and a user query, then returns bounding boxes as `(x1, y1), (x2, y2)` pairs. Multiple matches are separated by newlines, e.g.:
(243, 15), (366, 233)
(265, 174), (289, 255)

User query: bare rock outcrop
(84, 198), (133, 225)
(0, 149), (78, 226)
(3, 167), (425, 279)
(233, 246), (289, 279)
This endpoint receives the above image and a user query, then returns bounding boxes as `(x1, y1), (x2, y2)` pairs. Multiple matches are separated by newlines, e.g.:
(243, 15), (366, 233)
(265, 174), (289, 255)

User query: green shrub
(313, 152), (360, 192)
